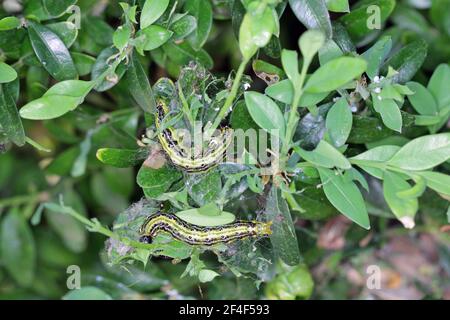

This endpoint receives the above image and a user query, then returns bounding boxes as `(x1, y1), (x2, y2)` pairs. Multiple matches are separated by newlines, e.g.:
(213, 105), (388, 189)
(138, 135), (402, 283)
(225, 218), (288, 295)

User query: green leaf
(295, 140), (351, 169)
(96, 148), (149, 168)
(281, 50), (299, 84)
(63, 287), (113, 300)
(427, 63), (450, 110)
(304, 57), (367, 93)
(46, 21), (78, 48)
(406, 81), (438, 116)
(186, 170), (222, 206)
(383, 171), (418, 229)
(42, 0), (76, 17)
(340, 0), (396, 40)
(140, 0), (170, 29)
(326, 0), (349, 12)
(244, 91), (286, 138)
(137, 164), (182, 198)
(45, 189), (88, 253)
(381, 39), (428, 84)
(418, 171), (450, 196)
(318, 167), (370, 229)
(318, 39), (343, 65)
(198, 269), (220, 283)
(388, 133), (450, 171)
(0, 83), (25, 146)
(361, 36), (392, 80)
(113, 24), (132, 51)
(136, 25), (173, 52)
(239, 14), (258, 60)
(325, 98), (352, 147)
(176, 205), (236, 227)
(126, 51), (156, 113)
(84, 17), (114, 46)
(0, 62), (18, 83)
(27, 20), (77, 81)
(20, 80), (94, 120)
(0, 16), (21, 31)
(299, 29), (326, 63)
(91, 48), (127, 92)
(372, 94), (403, 133)
(351, 145), (400, 179)
(289, 0), (332, 38)
(265, 186), (301, 266)
(71, 52), (96, 76)
(185, 0), (213, 49)
(0, 209), (36, 287)
(249, 6), (276, 47)
(170, 14), (197, 41)
(265, 79), (328, 107)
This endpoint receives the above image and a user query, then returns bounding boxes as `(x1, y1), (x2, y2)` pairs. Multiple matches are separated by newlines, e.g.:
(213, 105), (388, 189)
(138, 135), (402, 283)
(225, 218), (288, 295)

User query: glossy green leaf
(137, 164), (182, 198)
(170, 14), (197, 40)
(176, 205), (235, 227)
(0, 209), (36, 287)
(27, 20), (77, 81)
(0, 16), (20, 31)
(340, 0), (396, 40)
(20, 80), (94, 120)
(265, 79), (328, 107)
(428, 63), (450, 110)
(325, 98), (352, 147)
(126, 51), (156, 113)
(351, 145), (400, 179)
(113, 24), (132, 51)
(140, 0), (170, 29)
(326, 0), (349, 12)
(304, 57), (367, 93)
(0, 83), (25, 146)
(407, 81), (438, 116)
(137, 25), (173, 52)
(289, 0), (332, 38)
(42, 0), (76, 17)
(46, 21), (78, 48)
(96, 148), (148, 168)
(71, 52), (96, 76)
(361, 36), (392, 80)
(372, 94), (403, 133)
(388, 133), (450, 171)
(382, 39), (428, 84)
(185, 0), (213, 49)
(0, 62), (18, 83)
(383, 171), (418, 229)
(318, 167), (370, 229)
(295, 140), (351, 169)
(265, 186), (301, 266)
(299, 29), (326, 63)
(244, 91), (286, 137)
(418, 171), (450, 196)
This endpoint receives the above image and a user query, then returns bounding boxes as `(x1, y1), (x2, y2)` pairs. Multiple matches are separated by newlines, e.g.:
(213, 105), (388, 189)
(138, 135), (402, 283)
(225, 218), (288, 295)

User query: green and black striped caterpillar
(155, 89), (233, 173)
(139, 212), (272, 246)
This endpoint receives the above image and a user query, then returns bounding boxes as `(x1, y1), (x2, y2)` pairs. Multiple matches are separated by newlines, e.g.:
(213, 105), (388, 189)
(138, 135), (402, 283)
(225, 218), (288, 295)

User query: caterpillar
(139, 212), (272, 246)
(155, 93), (233, 173)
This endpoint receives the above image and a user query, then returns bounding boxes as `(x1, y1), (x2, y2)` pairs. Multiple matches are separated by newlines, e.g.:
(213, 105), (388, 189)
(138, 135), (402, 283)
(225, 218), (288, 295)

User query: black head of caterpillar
(139, 212), (272, 246)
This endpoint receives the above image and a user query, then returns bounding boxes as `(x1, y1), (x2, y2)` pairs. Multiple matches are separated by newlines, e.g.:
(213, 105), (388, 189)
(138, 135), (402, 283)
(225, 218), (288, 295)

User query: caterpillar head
(139, 235), (153, 244)
(256, 221), (272, 237)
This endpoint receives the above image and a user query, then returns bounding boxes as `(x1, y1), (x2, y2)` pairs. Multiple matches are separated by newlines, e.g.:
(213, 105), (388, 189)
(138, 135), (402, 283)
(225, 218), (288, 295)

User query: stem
(280, 59), (310, 164)
(0, 194), (39, 208)
(177, 81), (195, 129)
(208, 58), (249, 135)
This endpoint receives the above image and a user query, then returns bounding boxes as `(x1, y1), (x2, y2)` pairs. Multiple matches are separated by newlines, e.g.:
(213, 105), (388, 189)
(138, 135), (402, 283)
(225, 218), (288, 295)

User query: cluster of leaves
(0, 0), (449, 300)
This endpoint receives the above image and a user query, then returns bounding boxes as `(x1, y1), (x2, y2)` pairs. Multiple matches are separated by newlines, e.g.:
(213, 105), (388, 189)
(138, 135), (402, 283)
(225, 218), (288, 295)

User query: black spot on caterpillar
(139, 212), (272, 246)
